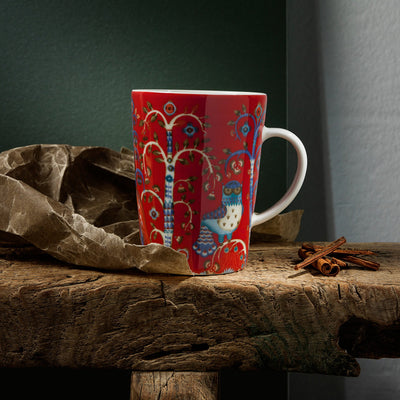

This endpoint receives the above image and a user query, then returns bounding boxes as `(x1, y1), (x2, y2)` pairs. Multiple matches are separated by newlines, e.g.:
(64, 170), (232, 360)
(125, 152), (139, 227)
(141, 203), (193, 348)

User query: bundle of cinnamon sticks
(295, 236), (380, 277)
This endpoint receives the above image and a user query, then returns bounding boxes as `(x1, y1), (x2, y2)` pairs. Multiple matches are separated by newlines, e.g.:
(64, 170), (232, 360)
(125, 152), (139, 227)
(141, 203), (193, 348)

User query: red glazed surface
(132, 90), (267, 274)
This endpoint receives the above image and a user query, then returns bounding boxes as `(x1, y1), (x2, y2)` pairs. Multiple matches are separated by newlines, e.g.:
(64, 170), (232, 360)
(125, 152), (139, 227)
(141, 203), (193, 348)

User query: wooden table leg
(130, 371), (219, 400)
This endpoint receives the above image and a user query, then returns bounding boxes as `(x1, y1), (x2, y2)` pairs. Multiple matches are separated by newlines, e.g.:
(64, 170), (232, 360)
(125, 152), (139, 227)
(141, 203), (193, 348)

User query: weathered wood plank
(130, 371), (218, 400)
(0, 243), (398, 376)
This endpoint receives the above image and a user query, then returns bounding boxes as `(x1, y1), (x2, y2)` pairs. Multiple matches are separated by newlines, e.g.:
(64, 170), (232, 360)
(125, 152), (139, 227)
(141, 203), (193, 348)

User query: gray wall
(288, 1), (400, 398)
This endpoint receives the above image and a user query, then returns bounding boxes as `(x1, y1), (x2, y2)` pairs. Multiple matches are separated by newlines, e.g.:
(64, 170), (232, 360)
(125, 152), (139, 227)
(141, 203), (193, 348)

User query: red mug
(131, 90), (307, 275)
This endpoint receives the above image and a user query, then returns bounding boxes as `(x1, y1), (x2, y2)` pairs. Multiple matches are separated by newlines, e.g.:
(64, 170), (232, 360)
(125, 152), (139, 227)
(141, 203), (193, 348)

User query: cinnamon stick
(316, 258), (340, 276)
(331, 256), (347, 268)
(298, 248), (340, 276)
(340, 255), (380, 271)
(303, 243), (375, 256)
(295, 236), (347, 270)
(301, 242), (380, 271)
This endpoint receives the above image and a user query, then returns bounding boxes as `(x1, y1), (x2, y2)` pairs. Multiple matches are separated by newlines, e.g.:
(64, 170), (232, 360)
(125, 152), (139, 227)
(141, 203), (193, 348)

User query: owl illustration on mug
(193, 180), (243, 257)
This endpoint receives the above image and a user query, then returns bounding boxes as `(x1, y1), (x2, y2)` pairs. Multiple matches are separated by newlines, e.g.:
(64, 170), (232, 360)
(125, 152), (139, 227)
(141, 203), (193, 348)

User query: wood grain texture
(130, 371), (218, 400)
(0, 243), (398, 377)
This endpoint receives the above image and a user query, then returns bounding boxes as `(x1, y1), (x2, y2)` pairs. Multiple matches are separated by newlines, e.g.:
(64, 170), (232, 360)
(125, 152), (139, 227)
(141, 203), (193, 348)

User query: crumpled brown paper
(0, 144), (191, 275)
(0, 144), (303, 275)
(250, 210), (304, 243)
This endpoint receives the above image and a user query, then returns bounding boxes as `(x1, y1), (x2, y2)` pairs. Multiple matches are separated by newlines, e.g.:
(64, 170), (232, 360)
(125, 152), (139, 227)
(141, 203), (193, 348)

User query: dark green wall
(0, 0), (286, 210)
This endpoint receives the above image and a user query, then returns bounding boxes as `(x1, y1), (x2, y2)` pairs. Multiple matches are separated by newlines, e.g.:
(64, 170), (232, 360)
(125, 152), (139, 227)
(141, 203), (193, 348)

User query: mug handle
(251, 127), (308, 227)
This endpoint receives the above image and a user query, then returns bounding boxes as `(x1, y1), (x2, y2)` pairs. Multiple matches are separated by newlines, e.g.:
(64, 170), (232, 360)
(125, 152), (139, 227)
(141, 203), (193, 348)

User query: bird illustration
(193, 180), (243, 256)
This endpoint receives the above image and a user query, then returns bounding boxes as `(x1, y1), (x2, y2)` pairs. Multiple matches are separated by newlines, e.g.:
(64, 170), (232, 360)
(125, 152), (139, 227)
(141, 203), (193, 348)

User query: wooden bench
(0, 242), (399, 399)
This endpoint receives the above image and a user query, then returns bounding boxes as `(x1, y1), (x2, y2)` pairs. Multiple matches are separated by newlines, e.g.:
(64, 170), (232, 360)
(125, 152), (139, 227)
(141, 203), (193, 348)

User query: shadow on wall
(286, 0), (342, 396)
(286, 1), (343, 398)
(287, 0), (334, 242)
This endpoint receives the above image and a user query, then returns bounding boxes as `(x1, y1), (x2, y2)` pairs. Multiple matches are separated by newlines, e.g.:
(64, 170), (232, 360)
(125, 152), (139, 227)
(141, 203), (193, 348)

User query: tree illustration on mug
(133, 100), (222, 248)
(223, 103), (266, 221)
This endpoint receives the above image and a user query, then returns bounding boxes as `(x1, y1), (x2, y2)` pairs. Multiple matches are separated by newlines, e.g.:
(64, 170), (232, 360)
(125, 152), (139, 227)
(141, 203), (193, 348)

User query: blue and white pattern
(193, 180), (243, 256)
(150, 207), (159, 220)
(183, 122), (198, 137)
(240, 121), (251, 136)
(163, 129), (175, 246)
(225, 104), (266, 225)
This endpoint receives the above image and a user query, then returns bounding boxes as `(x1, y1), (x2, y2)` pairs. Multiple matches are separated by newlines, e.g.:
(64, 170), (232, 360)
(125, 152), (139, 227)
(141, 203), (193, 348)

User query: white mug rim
(131, 89), (266, 96)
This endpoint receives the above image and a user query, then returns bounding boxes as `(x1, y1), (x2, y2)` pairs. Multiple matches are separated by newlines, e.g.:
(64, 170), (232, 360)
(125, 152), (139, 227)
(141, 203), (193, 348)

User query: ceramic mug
(131, 90), (307, 275)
